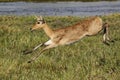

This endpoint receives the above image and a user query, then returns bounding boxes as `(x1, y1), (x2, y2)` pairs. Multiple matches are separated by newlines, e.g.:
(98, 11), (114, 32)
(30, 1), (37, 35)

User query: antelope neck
(43, 24), (54, 38)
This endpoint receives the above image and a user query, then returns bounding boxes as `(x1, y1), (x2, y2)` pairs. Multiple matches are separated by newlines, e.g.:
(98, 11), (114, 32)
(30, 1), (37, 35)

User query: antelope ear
(39, 16), (43, 20)
(34, 15), (42, 20)
(42, 18), (46, 24)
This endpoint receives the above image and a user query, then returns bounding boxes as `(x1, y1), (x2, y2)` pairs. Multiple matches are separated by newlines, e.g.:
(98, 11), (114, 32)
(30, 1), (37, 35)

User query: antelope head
(30, 16), (46, 31)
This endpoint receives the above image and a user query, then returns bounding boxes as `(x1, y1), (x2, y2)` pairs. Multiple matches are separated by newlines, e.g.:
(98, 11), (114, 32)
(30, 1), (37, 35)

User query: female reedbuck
(24, 16), (112, 63)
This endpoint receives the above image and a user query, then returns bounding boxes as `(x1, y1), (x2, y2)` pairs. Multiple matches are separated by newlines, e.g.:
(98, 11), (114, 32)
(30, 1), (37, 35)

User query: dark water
(0, 0), (117, 2)
(0, 1), (120, 16)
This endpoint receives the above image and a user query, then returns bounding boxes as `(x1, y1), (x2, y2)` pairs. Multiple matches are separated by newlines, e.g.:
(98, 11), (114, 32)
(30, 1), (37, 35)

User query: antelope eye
(37, 22), (40, 24)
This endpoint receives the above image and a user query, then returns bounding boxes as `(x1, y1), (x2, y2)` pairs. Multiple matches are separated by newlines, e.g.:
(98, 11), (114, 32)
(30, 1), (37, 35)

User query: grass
(0, 14), (120, 80)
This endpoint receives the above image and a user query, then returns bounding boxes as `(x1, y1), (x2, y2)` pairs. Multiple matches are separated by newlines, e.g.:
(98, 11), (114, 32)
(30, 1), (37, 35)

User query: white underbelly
(44, 40), (53, 46)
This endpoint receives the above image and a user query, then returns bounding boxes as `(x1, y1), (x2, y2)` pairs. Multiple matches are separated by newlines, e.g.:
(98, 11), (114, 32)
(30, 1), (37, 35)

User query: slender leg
(106, 26), (111, 41)
(23, 40), (53, 55)
(102, 23), (114, 45)
(106, 31), (114, 42)
(102, 23), (110, 45)
(103, 34), (106, 42)
(33, 43), (44, 50)
(28, 44), (57, 63)
(103, 33), (110, 46)
(23, 43), (44, 55)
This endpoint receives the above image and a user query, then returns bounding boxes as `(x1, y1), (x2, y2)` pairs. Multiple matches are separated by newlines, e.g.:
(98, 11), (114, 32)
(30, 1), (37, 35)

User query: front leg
(32, 39), (53, 51)
(23, 39), (52, 55)
(23, 43), (44, 55)
(28, 43), (57, 63)
(33, 43), (44, 50)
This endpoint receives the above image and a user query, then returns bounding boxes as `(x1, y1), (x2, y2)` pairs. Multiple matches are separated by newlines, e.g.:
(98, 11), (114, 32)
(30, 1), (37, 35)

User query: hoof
(110, 40), (115, 43)
(27, 60), (32, 63)
(103, 41), (110, 46)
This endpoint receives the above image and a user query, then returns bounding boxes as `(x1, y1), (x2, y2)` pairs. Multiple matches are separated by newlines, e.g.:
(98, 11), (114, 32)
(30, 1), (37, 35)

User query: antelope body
(24, 16), (111, 63)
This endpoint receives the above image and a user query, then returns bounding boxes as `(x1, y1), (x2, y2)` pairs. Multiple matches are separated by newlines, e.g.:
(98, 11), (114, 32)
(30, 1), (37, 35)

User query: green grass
(0, 14), (120, 80)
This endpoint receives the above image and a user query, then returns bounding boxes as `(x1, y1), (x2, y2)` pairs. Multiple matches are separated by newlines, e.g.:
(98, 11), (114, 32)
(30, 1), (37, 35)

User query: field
(0, 14), (120, 80)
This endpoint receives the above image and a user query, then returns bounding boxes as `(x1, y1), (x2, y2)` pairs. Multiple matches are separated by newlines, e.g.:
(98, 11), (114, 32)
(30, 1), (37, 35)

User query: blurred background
(0, 0), (120, 16)
(0, 0), (118, 2)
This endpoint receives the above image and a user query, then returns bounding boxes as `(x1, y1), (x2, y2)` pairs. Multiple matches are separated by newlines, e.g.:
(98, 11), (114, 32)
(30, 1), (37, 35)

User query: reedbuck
(24, 16), (112, 63)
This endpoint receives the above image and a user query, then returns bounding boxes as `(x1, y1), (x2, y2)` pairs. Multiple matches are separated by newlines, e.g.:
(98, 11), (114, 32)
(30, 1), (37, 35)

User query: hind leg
(102, 23), (110, 45)
(102, 30), (114, 45)
(103, 33), (110, 45)
(103, 30), (114, 43)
